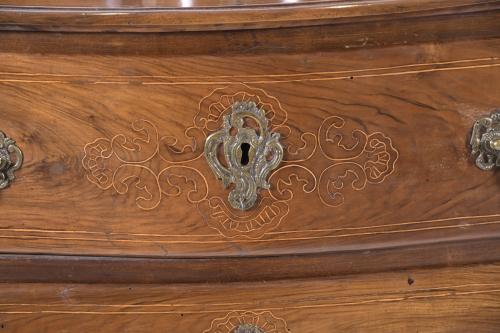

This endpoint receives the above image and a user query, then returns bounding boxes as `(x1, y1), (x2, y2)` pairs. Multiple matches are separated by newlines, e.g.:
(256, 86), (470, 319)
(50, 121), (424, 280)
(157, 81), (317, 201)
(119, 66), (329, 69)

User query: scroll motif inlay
(318, 116), (398, 207)
(82, 84), (399, 238)
(82, 120), (208, 211)
(203, 311), (289, 333)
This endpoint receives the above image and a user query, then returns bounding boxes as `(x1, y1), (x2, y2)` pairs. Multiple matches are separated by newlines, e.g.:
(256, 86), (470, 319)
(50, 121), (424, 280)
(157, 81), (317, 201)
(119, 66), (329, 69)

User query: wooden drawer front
(0, 263), (499, 332)
(1, 38), (499, 258)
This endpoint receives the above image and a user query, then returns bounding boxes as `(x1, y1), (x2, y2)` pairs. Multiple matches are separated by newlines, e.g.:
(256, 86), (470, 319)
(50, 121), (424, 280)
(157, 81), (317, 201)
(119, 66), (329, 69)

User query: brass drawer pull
(470, 110), (500, 170)
(204, 101), (283, 211)
(0, 131), (23, 190)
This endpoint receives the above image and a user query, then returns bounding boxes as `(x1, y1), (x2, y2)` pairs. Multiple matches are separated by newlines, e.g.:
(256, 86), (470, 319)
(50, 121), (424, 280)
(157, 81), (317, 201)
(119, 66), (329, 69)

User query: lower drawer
(0, 262), (499, 332)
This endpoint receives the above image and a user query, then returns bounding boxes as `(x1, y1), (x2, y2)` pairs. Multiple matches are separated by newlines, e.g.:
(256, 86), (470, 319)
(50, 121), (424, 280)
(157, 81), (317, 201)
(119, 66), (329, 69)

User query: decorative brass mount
(0, 131), (23, 190)
(470, 110), (500, 171)
(234, 324), (265, 333)
(204, 101), (283, 211)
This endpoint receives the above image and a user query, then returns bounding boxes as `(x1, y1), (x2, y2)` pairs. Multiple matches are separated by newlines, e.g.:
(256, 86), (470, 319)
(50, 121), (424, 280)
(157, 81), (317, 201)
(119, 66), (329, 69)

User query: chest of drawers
(0, 0), (499, 331)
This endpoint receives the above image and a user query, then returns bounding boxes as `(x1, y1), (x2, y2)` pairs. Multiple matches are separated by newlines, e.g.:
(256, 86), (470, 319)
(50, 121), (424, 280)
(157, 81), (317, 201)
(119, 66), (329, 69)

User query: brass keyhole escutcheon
(204, 101), (284, 211)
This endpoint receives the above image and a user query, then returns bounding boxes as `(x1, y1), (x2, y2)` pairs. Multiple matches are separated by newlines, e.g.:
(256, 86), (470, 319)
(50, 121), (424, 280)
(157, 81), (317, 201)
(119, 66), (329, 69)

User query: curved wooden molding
(0, 236), (499, 283)
(0, 0), (498, 32)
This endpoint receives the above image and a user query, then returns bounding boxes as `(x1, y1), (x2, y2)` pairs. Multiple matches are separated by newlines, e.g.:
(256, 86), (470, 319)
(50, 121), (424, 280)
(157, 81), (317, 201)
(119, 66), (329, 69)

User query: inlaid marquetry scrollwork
(82, 84), (399, 238)
(198, 197), (289, 238)
(112, 164), (162, 210)
(82, 137), (114, 190)
(203, 311), (289, 333)
(196, 84), (287, 131)
(82, 121), (208, 210)
(82, 120), (159, 190)
(158, 126), (206, 164)
(268, 164), (317, 202)
(158, 166), (208, 203)
(274, 125), (317, 162)
(317, 116), (398, 207)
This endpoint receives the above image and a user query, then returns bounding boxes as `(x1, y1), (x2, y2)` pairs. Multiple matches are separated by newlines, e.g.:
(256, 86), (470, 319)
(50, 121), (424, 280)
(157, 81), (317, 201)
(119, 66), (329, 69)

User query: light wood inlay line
(0, 61), (499, 85)
(0, 288), (498, 315)
(0, 282), (497, 309)
(0, 219), (498, 244)
(0, 57), (496, 79)
(0, 214), (498, 240)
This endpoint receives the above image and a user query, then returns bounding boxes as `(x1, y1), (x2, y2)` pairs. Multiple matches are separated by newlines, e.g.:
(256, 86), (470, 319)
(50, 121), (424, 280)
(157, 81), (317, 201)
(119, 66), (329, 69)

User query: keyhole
(240, 143), (251, 166)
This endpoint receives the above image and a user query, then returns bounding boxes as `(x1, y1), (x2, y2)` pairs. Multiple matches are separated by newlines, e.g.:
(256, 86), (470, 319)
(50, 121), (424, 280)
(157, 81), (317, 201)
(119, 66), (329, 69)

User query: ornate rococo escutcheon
(204, 101), (284, 211)
(0, 131), (23, 190)
(470, 110), (500, 170)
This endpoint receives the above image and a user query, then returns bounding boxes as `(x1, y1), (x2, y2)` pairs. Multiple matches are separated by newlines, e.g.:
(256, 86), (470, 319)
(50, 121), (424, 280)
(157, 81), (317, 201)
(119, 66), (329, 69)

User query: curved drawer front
(1, 38), (499, 258)
(1, 263), (500, 332)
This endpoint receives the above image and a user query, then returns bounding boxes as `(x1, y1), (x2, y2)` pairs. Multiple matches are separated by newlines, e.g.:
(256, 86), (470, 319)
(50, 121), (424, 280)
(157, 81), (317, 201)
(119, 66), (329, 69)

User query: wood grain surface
(0, 236), (499, 283)
(0, 262), (499, 332)
(0, 3), (498, 331)
(0, 0), (497, 32)
(1, 37), (500, 261)
(0, 3), (499, 286)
